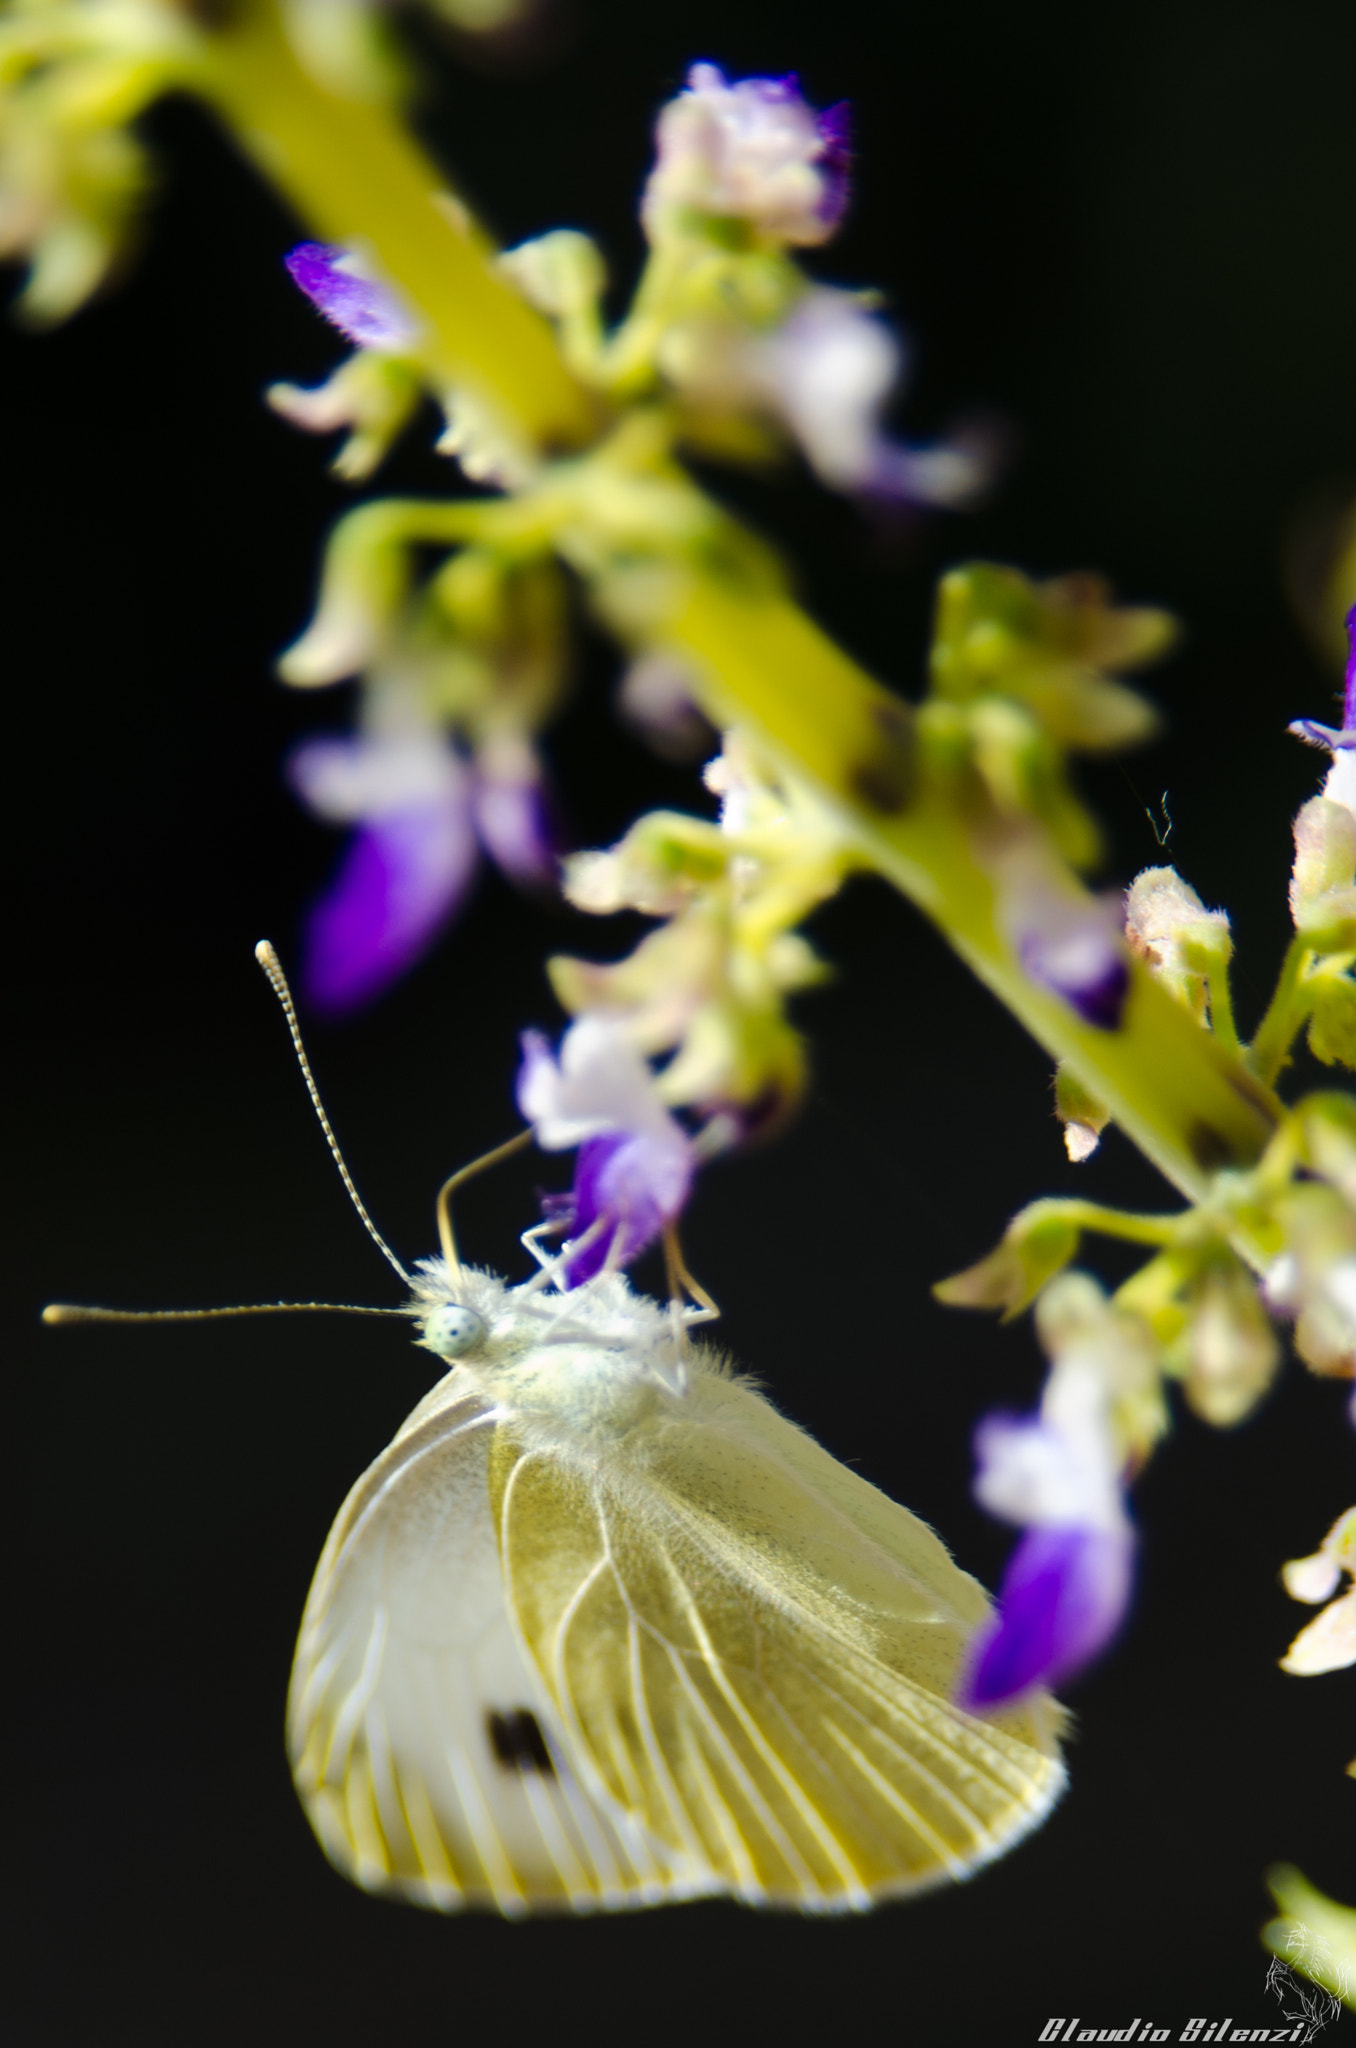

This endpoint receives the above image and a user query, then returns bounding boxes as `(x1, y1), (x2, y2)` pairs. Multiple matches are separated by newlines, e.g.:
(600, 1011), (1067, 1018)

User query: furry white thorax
(408, 1260), (716, 1443)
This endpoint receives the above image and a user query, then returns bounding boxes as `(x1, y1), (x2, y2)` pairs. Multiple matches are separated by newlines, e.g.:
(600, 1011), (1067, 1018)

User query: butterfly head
(418, 1301), (487, 1359)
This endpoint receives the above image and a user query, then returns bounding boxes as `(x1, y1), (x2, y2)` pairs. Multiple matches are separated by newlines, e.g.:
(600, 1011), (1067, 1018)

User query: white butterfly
(48, 944), (1066, 1916)
(292, 1256), (1066, 1916)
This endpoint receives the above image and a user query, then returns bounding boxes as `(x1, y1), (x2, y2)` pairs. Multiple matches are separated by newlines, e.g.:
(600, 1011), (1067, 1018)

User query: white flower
(643, 65), (850, 248)
(1280, 1508), (1356, 1676)
(975, 1362), (1127, 1538)
(517, 1018), (695, 1284)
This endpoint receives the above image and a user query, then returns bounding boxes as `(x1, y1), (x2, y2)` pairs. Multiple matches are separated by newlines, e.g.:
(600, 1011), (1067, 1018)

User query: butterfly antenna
(436, 1127), (534, 1281)
(254, 940), (410, 1286)
(43, 1301), (410, 1326)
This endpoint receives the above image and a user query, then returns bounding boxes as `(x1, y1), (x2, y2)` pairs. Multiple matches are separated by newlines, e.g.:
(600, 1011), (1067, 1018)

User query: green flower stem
(188, 6), (1280, 1211)
(1247, 934), (1311, 1086)
(1206, 962), (1240, 1057)
(197, 1), (602, 456)
(661, 571), (1281, 1209)
(1021, 1200), (1182, 1248)
(1195, 933), (1240, 1057)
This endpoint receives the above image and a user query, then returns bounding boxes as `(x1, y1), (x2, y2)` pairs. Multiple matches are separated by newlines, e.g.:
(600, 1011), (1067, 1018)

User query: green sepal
(934, 1203), (1080, 1319)
(928, 562), (1172, 750)
(1308, 971), (1356, 1069)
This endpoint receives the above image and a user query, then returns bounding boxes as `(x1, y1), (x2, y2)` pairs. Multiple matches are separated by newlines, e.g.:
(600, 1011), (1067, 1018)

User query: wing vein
(819, 1718), (970, 1875)
(664, 1571), (870, 1903)
(657, 1635), (798, 1898)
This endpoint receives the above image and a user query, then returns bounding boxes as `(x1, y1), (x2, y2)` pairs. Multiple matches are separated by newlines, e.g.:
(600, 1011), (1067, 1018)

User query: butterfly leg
(663, 1224), (721, 1329)
(520, 1218), (567, 1272)
(519, 1215), (608, 1301)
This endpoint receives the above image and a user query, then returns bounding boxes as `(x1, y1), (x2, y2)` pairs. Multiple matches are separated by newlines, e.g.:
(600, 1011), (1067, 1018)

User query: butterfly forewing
(491, 1365), (1065, 1911)
(286, 1372), (709, 1913)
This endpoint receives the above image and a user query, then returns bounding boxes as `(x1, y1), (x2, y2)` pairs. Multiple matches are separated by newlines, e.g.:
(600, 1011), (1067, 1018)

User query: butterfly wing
(491, 1364), (1066, 1912)
(287, 1371), (713, 1914)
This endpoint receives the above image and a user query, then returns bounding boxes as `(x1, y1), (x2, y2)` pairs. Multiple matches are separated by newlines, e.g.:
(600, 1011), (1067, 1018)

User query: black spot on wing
(487, 1708), (556, 1776)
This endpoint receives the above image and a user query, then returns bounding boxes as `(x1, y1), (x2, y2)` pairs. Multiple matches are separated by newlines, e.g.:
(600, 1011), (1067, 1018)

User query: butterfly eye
(422, 1303), (485, 1358)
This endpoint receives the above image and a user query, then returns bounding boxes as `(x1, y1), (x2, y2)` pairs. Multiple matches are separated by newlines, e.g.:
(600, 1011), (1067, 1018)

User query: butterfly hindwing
(286, 1370), (709, 1913)
(491, 1360), (1066, 1912)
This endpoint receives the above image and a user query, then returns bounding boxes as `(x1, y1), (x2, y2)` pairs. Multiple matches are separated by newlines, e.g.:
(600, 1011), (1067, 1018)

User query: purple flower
(815, 98), (852, 229)
(617, 652), (713, 759)
(1291, 604), (1356, 816)
(643, 64), (851, 247)
(517, 1017), (695, 1284)
(665, 285), (987, 507)
(470, 742), (558, 890)
(289, 729), (557, 1014)
(957, 1382), (1135, 1707)
(1019, 917), (1128, 1030)
(761, 288), (988, 506)
(998, 849), (1129, 1030)
(284, 243), (417, 353)
(960, 1522), (1136, 1707)
(300, 805), (477, 1016)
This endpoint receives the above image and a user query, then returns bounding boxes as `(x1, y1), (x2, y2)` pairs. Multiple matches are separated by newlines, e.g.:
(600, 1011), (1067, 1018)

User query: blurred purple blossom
(517, 1017), (695, 1284)
(998, 851), (1129, 1030)
(960, 1522), (1135, 1707)
(644, 64), (850, 247)
(1291, 604), (1356, 817)
(1019, 915), (1128, 1030)
(470, 747), (559, 891)
(285, 243), (417, 353)
(289, 729), (557, 1014)
(958, 1386), (1135, 1708)
(763, 289), (988, 505)
(617, 652), (713, 760)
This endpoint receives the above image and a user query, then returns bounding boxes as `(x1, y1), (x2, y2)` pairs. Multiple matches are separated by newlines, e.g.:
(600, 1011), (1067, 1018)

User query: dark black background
(12, 1), (1356, 2041)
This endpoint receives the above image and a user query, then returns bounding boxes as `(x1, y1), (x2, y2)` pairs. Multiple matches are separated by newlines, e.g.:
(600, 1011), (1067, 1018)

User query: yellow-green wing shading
(492, 1367), (1065, 1912)
(287, 1373), (713, 1914)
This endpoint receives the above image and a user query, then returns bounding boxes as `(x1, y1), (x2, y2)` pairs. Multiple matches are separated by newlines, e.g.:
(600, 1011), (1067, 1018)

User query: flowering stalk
(16, 6), (1356, 1949)
(200, 0), (602, 455)
(1, 2), (1280, 1195)
(6, 0), (1305, 1697)
(938, 721), (1356, 1699)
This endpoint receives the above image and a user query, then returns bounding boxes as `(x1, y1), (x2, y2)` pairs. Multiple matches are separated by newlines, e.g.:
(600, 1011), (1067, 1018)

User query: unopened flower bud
(1308, 973), (1356, 1070)
(1290, 796), (1356, 922)
(268, 353), (421, 481)
(1297, 1094), (1356, 1203)
(562, 813), (728, 919)
(1177, 1260), (1280, 1427)
(279, 508), (412, 685)
(935, 1202), (1081, 1318)
(1271, 1183), (1356, 1376)
(499, 230), (606, 319)
(929, 565), (1171, 749)
(1054, 1060), (1111, 1162)
(1124, 865), (1231, 1025)
(1280, 1508), (1356, 1676)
